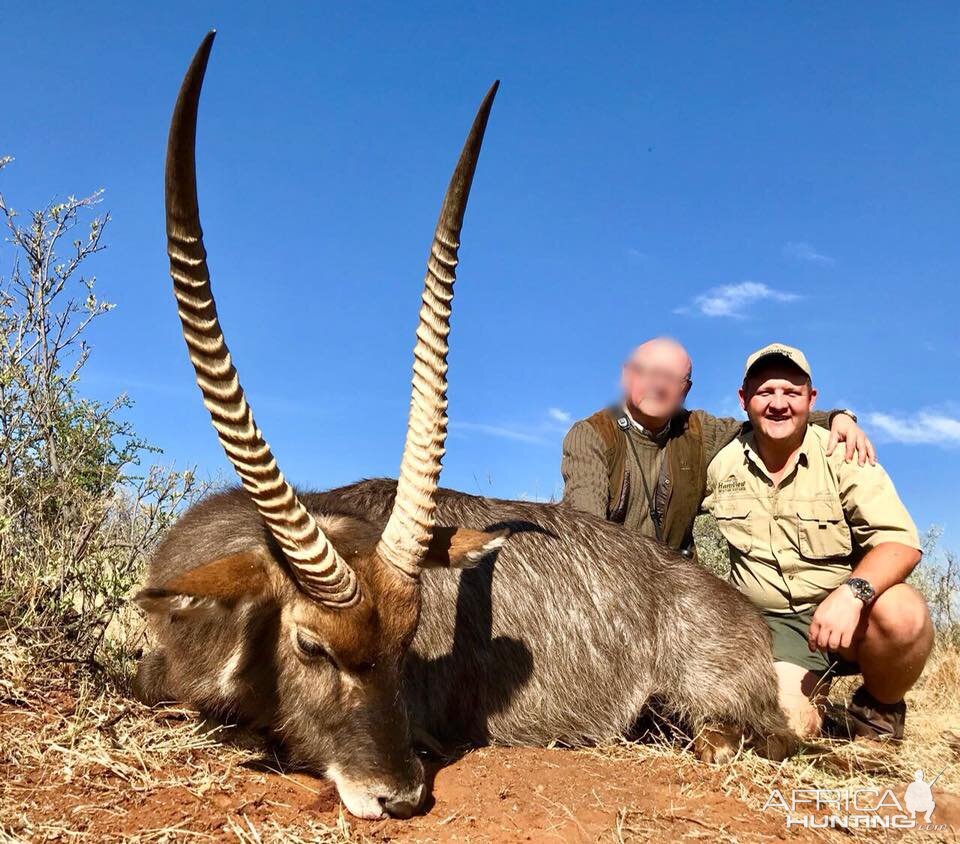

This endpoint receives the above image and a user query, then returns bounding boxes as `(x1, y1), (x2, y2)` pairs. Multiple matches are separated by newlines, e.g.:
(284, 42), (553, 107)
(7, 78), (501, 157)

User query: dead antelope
(135, 32), (794, 820)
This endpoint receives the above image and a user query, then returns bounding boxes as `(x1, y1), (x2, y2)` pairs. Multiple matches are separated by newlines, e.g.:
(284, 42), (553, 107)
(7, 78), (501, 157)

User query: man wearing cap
(704, 344), (933, 740)
(561, 337), (874, 555)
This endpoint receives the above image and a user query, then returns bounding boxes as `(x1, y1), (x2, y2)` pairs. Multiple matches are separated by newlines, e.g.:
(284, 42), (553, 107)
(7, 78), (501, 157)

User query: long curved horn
(376, 82), (499, 576)
(165, 32), (358, 607)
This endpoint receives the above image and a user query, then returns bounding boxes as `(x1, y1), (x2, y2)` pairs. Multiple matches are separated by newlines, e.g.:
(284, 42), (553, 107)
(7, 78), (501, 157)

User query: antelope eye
(295, 631), (329, 660)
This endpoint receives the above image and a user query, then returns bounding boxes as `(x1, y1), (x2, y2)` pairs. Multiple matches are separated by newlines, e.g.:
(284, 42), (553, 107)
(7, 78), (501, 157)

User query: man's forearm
(810, 409), (850, 429)
(849, 542), (922, 597)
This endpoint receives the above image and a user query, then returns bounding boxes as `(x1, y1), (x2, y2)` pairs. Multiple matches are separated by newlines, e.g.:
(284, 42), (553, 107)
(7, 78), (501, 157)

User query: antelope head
(152, 31), (500, 818)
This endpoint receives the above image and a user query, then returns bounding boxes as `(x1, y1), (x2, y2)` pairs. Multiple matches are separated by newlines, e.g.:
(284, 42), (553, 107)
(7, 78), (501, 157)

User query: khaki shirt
(704, 425), (920, 613)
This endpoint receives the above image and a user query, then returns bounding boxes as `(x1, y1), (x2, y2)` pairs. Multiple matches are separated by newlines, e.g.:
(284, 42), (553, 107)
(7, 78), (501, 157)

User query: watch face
(849, 578), (875, 602)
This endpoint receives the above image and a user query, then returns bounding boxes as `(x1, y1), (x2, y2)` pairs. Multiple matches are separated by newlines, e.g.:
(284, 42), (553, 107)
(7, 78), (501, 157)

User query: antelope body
(136, 33), (792, 820)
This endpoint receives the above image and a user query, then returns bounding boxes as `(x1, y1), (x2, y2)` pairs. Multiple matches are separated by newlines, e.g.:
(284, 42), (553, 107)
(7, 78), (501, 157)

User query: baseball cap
(743, 343), (812, 382)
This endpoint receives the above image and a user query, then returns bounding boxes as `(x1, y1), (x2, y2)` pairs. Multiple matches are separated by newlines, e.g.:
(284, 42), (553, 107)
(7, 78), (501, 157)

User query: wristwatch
(846, 577), (876, 605)
(837, 409), (858, 423)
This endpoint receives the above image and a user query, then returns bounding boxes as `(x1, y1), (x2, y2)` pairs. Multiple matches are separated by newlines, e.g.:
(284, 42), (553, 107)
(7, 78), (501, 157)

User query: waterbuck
(135, 32), (793, 820)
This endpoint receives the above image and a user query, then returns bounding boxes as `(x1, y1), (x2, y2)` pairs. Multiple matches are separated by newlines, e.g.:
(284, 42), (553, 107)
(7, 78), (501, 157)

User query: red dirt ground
(5, 744), (816, 842)
(3, 687), (958, 842)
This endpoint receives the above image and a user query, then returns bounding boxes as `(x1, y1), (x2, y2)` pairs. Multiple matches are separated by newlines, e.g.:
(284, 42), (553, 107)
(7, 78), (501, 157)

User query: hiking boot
(824, 685), (906, 742)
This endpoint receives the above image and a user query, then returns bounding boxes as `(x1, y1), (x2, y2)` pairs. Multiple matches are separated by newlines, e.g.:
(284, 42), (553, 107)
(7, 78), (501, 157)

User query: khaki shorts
(762, 608), (860, 679)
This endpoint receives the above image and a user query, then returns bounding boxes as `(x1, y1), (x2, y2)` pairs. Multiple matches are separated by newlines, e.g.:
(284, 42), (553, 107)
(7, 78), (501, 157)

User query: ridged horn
(376, 82), (499, 576)
(165, 32), (359, 607)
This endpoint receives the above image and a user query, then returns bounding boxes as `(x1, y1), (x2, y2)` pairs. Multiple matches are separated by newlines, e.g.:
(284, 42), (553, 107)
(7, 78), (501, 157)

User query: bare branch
(0, 156), (208, 666)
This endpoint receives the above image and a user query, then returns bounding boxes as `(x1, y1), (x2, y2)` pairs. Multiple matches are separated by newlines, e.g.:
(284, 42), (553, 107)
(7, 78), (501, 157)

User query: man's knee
(774, 661), (825, 738)
(867, 584), (933, 648)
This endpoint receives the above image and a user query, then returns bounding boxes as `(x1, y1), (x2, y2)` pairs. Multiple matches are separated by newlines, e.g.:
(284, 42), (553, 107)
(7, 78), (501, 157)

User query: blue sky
(4, 3), (958, 545)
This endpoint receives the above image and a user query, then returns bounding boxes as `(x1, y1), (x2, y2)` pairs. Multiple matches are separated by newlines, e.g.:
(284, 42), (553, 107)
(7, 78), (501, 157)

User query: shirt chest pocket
(713, 500), (753, 554)
(795, 500), (852, 560)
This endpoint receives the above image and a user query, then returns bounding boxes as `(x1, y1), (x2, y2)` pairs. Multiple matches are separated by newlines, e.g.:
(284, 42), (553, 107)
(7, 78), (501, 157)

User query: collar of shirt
(622, 405), (672, 444)
(740, 424), (815, 485)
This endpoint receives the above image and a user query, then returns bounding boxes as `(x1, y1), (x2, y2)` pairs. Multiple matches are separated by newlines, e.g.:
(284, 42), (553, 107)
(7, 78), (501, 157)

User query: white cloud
(452, 421), (547, 445)
(783, 241), (835, 265)
(676, 281), (800, 319)
(867, 411), (960, 447)
(626, 247), (650, 263)
(452, 407), (573, 446)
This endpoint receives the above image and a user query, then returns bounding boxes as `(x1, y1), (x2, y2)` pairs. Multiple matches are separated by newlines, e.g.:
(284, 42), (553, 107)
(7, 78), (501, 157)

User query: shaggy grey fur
(137, 479), (789, 803)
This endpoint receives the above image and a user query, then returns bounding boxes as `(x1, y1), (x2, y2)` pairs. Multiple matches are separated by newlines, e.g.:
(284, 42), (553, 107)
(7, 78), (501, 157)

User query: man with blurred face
(561, 337), (873, 556)
(703, 344), (933, 740)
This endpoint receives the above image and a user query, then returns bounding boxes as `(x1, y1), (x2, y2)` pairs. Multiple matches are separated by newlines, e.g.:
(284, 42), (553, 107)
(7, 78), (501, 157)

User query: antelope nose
(380, 785), (425, 819)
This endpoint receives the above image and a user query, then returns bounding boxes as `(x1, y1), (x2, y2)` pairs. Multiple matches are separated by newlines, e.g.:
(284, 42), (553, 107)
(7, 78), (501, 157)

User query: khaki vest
(585, 408), (705, 552)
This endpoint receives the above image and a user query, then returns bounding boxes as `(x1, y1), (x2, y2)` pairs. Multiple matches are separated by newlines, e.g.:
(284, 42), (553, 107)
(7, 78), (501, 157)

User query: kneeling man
(704, 344), (933, 740)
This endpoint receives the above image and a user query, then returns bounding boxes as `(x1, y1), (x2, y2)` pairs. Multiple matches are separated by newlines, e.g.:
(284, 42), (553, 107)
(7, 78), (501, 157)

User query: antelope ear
(421, 527), (509, 569)
(134, 551), (270, 614)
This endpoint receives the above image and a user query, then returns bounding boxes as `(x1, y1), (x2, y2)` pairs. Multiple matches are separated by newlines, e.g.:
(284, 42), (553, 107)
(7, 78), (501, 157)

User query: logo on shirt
(718, 477), (747, 495)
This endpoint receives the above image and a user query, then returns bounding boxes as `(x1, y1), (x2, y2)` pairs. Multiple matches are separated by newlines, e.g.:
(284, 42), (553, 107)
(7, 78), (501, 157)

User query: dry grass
(1, 628), (958, 842)
(0, 634), (363, 842)
(600, 642), (960, 842)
